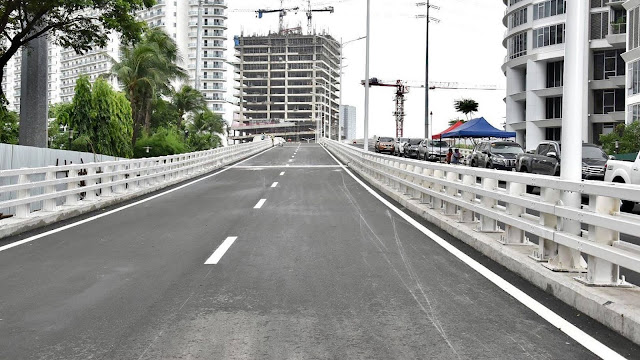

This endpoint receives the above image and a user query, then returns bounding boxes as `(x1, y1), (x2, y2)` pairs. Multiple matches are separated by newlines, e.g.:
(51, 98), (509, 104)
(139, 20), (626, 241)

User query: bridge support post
(575, 196), (629, 286)
(432, 169), (444, 210)
(15, 174), (31, 218)
(421, 168), (433, 206)
(544, 190), (588, 273)
(459, 174), (475, 223)
(411, 166), (422, 199)
(477, 177), (499, 232)
(402, 164), (412, 195)
(85, 167), (97, 201)
(501, 181), (527, 244)
(66, 170), (79, 206)
(42, 169), (57, 212)
(444, 171), (457, 215)
(530, 187), (559, 262)
(392, 161), (401, 191)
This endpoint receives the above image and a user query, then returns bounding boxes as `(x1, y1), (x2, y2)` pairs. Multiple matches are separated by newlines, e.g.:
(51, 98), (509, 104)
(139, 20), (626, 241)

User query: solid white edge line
(254, 199), (267, 209)
(280, 172), (285, 176)
(0, 147), (274, 254)
(321, 145), (626, 360)
(204, 236), (238, 264)
(271, 182), (278, 188)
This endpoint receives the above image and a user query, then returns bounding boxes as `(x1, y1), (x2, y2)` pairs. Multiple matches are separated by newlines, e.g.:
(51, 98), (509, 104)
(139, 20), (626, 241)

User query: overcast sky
(225, 0), (507, 138)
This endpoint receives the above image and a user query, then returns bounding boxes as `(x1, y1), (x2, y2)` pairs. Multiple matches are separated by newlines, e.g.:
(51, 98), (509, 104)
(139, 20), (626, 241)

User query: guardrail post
(459, 174), (475, 222)
(544, 189), (587, 273)
(84, 166), (97, 201)
(530, 187), (559, 262)
(575, 195), (629, 286)
(400, 163), (411, 195)
(432, 169), (444, 210)
(42, 169), (57, 212)
(477, 177), (499, 232)
(66, 169), (79, 206)
(101, 165), (112, 196)
(411, 165), (422, 199)
(500, 181), (527, 244)
(444, 171), (458, 215)
(420, 168), (433, 206)
(15, 174), (31, 218)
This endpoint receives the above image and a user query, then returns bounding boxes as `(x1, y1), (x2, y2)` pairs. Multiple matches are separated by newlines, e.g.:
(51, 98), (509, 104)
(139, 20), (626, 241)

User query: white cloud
(226, 0), (506, 138)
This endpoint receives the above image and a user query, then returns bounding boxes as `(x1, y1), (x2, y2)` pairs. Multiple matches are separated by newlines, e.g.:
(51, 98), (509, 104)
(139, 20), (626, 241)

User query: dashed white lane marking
(271, 182), (278, 188)
(204, 236), (238, 264)
(0, 147), (273, 254)
(321, 145), (626, 360)
(288, 159), (293, 162)
(280, 172), (285, 176)
(254, 199), (267, 209)
(235, 165), (340, 169)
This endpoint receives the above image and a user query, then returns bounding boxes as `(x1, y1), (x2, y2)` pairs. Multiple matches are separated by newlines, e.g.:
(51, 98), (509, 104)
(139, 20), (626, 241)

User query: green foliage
(454, 99), (479, 120)
(599, 122), (640, 154)
(448, 118), (466, 126)
(48, 103), (73, 149)
(70, 76), (94, 138)
(0, 0), (155, 101)
(150, 98), (180, 130)
(0, 107), (19, 144)
(186, 110), (224, 151)
(172, 85), (207, 129)
(133, 127), (188, 158)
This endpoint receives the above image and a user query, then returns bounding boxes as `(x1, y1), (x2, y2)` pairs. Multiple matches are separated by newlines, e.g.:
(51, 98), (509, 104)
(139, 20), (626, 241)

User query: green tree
(454, 99), (479, 120)
(0, 108), (19, 144)
(172, 85), (206, 129)
(134, 127), (188, 158)
(48, 103), (73, 149)
(186, 110), (224, 151)
(69, 76), (94, 138)
(150, 98), (180, 130)
(599, 122), (640, 155)
(448, 118), (466, 126)
(0, 0), (155, 102)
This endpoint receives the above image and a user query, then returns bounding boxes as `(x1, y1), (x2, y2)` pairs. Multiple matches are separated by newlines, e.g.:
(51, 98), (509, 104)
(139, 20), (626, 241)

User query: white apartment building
(623, 0), (640, 123)
(2, 0), (227, 115)
(502, 0), (632, 150)
(340, 105), (356, 140)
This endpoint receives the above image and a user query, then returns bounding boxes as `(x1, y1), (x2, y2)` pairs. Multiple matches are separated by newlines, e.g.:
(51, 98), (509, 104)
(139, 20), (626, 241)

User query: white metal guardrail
(323, 139), (640, 287)
(0, 141), (271, 221)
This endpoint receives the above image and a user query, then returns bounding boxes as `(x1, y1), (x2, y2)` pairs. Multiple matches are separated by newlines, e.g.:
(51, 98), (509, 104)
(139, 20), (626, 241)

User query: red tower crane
(361, 78), (410, 139)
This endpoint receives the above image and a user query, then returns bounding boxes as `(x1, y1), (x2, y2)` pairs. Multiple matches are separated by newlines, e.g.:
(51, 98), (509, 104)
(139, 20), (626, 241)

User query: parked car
(516, 141), (607, 180)
(403, 138), (424, 158)
(417, 140), (449, 162)
(375, 137), (395, 154)
(470, 140), (523, 170)
(393, 137), (409, 156)
(605, 151), (640, 212)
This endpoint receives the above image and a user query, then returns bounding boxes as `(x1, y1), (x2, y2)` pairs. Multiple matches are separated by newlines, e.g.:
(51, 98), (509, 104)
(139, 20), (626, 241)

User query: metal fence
(0, 141), (271, 219)
(323, 139), (640, 287)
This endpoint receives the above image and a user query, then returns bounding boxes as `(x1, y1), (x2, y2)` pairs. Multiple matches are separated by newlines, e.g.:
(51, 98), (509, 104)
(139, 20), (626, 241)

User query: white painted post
(399, 162), (408, 194)
(85, 166), (97, 201)
(66, 169), (79, 206)
(101, 165), (112, 197)
(421, 168), (433, 205)
(42, 169), (57, 212)
(15, 174), (30, 218)
(411, 165), (422, 199)
(459, 174), (475, 222)
(478, 177), (498, 232)
(531, 187), (559, 262)
(432, 169), (444, 210)
(444, 171), (457, 215)
(502, 181), (526, 244)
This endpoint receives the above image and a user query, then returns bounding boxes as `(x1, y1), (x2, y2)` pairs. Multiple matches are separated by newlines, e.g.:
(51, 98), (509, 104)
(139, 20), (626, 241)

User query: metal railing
(323, 139), (640, 287)
(0, 141), (271, 221)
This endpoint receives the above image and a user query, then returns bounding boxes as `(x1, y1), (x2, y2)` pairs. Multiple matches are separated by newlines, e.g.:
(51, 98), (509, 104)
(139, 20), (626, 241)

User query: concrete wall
(0, 143), (123, 171)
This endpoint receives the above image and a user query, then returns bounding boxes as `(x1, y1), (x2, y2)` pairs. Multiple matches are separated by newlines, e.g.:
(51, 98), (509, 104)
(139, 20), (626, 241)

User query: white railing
(0, 141), (271, 221)
(323, 139), (640, 287)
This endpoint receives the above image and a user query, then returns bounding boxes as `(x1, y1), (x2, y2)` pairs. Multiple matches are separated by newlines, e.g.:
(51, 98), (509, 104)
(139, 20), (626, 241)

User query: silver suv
(417, 140), (449, 162)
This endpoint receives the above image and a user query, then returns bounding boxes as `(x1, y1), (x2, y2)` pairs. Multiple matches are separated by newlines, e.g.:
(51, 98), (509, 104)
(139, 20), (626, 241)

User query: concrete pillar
(525, 59), (546, 151)
(19, 36), (48, 148)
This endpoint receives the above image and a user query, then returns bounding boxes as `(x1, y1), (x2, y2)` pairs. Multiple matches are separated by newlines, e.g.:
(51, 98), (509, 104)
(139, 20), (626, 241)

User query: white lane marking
(321, 146), (626, 360)
(280, 172), (285, 176)
(204, 236), (238, 264)
(254, 199), (267, 209)
(288, 159), (293, 162)
(0, 147), (273, 254)
(271, 182), (278, 188)
(235, 165), (339, 169)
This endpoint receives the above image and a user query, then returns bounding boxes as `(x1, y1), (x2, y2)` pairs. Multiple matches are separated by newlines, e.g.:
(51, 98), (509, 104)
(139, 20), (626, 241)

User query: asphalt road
(0, 144), (638, 359)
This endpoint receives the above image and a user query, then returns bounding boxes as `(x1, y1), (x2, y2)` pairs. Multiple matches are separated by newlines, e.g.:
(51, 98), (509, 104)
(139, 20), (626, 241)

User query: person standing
(446, 148), (453, 164)
(452, 148), (462, 165)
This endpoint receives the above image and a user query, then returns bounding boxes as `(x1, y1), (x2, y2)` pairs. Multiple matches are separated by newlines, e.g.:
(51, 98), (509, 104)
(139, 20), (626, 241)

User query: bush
(134, 127), (188, 158)
(600, 122), (640, 154)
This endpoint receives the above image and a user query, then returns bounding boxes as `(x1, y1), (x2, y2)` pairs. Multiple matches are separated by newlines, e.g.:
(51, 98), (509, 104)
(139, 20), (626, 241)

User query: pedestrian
(452, 148), (462, 165)
(446, 148), (453, 164)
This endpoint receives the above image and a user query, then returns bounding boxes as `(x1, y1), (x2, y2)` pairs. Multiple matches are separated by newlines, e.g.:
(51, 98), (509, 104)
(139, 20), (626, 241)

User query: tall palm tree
(454, 99), (479, 120)
(172, 85), (207, 129)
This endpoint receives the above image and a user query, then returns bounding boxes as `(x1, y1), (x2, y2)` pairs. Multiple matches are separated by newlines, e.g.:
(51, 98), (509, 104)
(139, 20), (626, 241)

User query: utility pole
(363, 0), (371, 152)
(416, 1), (439, 139)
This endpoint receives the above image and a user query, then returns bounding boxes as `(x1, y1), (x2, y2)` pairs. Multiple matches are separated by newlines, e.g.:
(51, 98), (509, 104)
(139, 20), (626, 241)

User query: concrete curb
(346, 159), (640, 346)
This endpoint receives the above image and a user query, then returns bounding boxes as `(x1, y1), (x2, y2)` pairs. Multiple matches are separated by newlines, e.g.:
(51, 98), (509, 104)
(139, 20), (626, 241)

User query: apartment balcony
(590, 111), (625, 123)
(189, 0), (227, 6)
(590, 75), (625, 90)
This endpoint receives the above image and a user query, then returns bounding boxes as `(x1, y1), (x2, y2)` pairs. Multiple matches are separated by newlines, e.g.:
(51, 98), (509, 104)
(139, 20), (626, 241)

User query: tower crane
(305, 0), (334, 34)
(362, 78), (502, 138)
(252, 1), (300, 34)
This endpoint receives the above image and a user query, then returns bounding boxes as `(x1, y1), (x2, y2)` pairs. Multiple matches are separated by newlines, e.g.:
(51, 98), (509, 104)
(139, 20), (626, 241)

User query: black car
(471, 140), (523, 170)
(403, 138), (424, 158)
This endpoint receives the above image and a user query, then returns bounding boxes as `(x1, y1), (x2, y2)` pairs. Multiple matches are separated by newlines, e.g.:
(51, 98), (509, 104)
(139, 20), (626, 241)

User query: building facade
(502, 0), (632, 150)
(231, 32), (340, 142)
(2, 0), (227, 115)
(341, 105), (356, 140)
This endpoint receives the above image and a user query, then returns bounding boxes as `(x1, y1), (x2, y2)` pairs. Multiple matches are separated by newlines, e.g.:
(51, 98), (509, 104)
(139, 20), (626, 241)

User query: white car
(605, 151), (640, 212)
(393, 137), (409, 156)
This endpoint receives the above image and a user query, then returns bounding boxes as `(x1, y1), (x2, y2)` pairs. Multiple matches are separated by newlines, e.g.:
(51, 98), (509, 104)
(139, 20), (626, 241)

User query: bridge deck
(0, 144), (637, 359)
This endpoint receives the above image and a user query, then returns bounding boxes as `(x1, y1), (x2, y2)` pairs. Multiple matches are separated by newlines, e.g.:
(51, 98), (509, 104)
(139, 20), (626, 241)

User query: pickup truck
(516, 141), (607, 180)
(605, 152), (640, 212)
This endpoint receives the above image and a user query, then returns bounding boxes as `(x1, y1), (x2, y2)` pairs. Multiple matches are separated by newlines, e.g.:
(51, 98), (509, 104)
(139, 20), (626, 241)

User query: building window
(508, 32), (527, 59)
(630, 60), (640, 95)
(533, 24), (565, 48)
(590, 12), (609, 40)
(590, 0), (609, 8)
(533, 1), (566, 20)
(509, 7), (527, 29)
(593, 89), (625, 114)
(631, 7), (640, 50)
(629, 103), (640, 122)
(593, 50), (625, 80)
(545, 97), (562, 119)
(545, 127), (561, 141)
(546, 61), (563, 88)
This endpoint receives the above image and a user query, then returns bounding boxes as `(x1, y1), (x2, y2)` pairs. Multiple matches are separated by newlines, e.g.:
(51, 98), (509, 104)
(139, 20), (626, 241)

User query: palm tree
(172, 85), (207, 129)
(448, 118), (466, 126)
(454, 99), (479, 120)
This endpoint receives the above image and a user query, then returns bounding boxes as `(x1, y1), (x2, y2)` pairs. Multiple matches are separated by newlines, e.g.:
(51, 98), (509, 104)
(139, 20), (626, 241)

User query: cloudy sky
(225, 0), (507, 138)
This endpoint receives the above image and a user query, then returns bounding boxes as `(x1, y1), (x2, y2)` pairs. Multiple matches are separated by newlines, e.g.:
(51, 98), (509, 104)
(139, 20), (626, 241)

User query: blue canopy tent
(441, 117), (515, 138)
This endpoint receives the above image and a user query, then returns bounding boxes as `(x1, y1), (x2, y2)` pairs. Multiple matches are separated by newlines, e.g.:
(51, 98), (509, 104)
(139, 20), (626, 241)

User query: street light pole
(339, 36), (366, 143)
(363, 0), (371, 152)
(417, 1), (439, 139)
